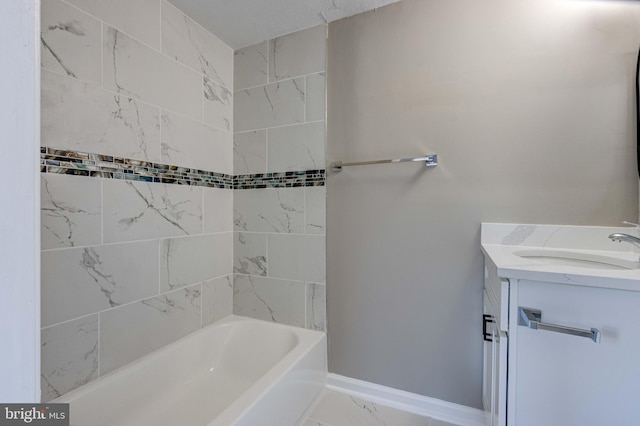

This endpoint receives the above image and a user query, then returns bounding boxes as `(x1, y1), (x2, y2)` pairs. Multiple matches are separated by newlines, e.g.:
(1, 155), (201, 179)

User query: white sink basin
(514, 249), (639, 270)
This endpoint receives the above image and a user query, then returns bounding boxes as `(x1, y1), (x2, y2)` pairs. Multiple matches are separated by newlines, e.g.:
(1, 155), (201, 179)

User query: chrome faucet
(608, 233), (640, 251)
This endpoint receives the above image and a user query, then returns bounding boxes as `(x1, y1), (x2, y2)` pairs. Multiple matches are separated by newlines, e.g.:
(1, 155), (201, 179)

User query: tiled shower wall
(232, 26), (327, 330)
(40, 0), (234, 401)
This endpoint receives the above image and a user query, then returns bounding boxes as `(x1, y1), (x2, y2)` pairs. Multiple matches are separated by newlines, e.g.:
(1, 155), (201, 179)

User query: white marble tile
(306, 73), (326, 122)
(161, 110), (232, 174)
(429, 419), (459, 426)
(234, 232), (267, 277)
(234, 41), (268, 90)
(103, 27), (202, 120)
(306, 390), (431, 426)
(267, 122), (325, 172)
(233, 275), (306, 327)
(300, 419), (331, 426)
(234, 188), (305, 233)
(41, 174), (101, 250)
(306, 186), (326, 235)
(306, 283), (326, 331)
(203, 77), (234, 132)
(41, 315), (99, 402)
(102, 180), (202, 243)
(203, 188), (233, 233)
(41, 240), (159, 327)
(66, 0), (161, 50)
(41, 70), (161, 161)
(100, 284), (202, 375)
(269, 25), (326, 82)
(160, 233), (233, 292)
(267, 234), (325, 283)
(234, 78), (305, 132)
(41, 0), (101, 85)
(202, 275), (233, 326)
(234, 130), (267, 175)
(161, 1), (233, 88)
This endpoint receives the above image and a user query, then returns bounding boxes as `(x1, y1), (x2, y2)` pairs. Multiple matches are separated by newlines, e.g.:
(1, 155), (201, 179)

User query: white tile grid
(301, 389), (460, 426)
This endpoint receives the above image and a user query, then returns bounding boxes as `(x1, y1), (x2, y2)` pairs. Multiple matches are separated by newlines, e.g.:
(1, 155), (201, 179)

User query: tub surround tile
(234, 78), (305, 132)
(41, 240), (159, 327)
(234, 42), (268, 90)
(161, 1), (233, 89)
(65, 0), (161, 50)
(267, 234), (326, 283)
(41, 174), (101, 249)
(202, 275), (233, 326)
(41, 315), (99, 402)
(204, 77), (234, 132)
(103, 27), (202, 120)
(102, 180), (202, 243)
(306, 73), (326, 122)
(160, 233), (233, 292)
(233, 233), (267, 277)
(267, 122), (325, 173)
(306, 186), (326, 235)
(269, 26), (326, 83)
(306, 390), (431, 426)
(161, 111), (233, 175)
(41, 71), (161, 163)
(41, 0), (102, 85)
(99, 285), (202, 375)
(234, 130), (267, 175)
(306, 283), (326, 331)
(234, 188), (305, 233)
(203, 188), (233, 233)
(233, 275), (306, 327)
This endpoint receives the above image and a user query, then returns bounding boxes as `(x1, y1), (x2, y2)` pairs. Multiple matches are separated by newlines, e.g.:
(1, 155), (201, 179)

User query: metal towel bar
(518, 307), (601, 343)
(330, 154), (438, 173)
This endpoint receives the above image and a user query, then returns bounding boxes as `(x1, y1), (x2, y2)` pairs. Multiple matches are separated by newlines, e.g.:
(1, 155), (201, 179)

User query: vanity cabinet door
(483, 289), (507, 426)
(510, 280), (640, 426)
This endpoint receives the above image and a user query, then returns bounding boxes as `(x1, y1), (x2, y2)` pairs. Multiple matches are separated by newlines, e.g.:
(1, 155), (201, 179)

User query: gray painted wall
(327, 0), (640, 408)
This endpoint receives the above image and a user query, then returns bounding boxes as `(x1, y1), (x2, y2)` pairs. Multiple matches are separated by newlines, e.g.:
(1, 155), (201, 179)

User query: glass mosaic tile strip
(40, 147), (325, 189)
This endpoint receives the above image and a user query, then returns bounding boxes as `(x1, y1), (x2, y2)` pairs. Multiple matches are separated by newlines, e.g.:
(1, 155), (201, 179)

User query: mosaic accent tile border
(40, 147), (325, 189)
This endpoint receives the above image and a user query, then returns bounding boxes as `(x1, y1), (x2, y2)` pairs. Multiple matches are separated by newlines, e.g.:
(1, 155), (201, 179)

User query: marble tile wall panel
(203, 188), (233, 233)
(41, 315), (99, 402)
(41, 70), (161, 162)
(202, 275), (233, 326)
(306, 73), (326, 122)
(306, 283), (326, 331)
(41, 0), (102, 85)
(234, 42), (268, 90)
(41, 240), (159, 327)
(203, 77), (234, 132)
(161, 1), (233, 89)
(234, 130), (267, 175)
(103, 27), (202, 120)
(269, 26), (326, 83)
(160, 233), (233, 292)
(233, 275), (306, 327)
(102, 180), (202, 243)
(306, 186), (326, 235)
(267, 122), (325, 172)
(267, 234), (326, 283)
(99, 285), (202, 375)
(234, 188), (305, 233)
(65, 0), (161, 50)
(234, 78), (305, 132)
(233, 233), (267, 277)
(161, 111), (233, 174)
(41, 173), (101, 249)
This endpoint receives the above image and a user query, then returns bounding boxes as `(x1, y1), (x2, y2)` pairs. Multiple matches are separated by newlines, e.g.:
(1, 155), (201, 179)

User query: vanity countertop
(481, 223), (640, 292)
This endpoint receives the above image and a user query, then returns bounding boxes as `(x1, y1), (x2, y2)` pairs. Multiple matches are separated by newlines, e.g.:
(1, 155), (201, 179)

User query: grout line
(235, 119), (325, 134)
(100, 21), (104, 88)
(100, 178), (104, 244)
(304, 75), (308, 122)
(159, 0), (163, 53)
(237, 70), (326, 92)
(97, 314), (101, 378)
(158, 238), (162, 295)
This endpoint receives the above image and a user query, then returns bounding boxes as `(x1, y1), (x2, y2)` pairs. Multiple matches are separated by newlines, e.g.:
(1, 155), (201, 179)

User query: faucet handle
(623, 221), (640, 227)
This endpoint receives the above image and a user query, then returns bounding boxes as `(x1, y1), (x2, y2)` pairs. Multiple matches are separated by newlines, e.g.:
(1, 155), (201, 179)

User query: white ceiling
(168, 0), (401, 49)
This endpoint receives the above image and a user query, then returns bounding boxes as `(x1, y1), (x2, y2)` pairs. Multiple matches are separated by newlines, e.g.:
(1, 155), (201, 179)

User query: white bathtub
(54, 316), (327, 426)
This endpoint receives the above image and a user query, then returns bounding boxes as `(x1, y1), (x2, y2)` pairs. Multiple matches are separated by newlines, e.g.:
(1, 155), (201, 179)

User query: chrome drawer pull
(518, 307), (601, 343)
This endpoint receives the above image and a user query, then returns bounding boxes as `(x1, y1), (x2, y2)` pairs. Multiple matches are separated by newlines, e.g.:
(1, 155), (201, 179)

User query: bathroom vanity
(481, 223), (640, 426)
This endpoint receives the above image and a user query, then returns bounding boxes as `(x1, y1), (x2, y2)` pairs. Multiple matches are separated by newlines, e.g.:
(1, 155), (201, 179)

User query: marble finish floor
(300, 389), (460, 426)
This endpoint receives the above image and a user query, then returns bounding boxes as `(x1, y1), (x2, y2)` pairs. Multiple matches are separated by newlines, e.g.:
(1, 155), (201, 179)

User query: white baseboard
(326, 374), (485, 426)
